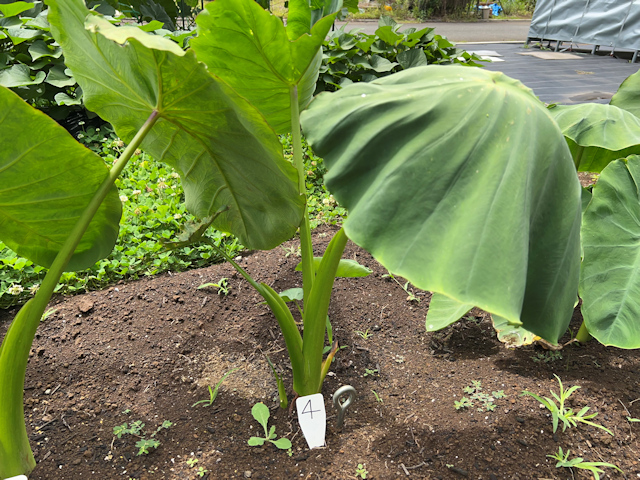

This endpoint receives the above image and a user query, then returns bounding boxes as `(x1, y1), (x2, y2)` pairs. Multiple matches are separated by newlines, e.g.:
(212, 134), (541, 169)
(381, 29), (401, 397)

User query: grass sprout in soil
(2, 226), (639, 479)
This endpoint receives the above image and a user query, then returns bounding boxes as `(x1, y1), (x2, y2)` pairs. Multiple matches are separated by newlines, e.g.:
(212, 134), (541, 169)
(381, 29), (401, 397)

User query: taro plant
(425, 67), (640, 351)
(0, 0), (594, 476)
(0, 0), (308, 475)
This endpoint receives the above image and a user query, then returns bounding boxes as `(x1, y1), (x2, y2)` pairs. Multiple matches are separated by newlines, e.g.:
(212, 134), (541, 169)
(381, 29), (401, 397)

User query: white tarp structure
(527, 0), (640, 55)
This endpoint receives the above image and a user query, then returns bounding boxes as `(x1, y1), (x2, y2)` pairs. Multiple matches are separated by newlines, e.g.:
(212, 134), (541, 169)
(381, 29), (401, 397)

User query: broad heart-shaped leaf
(45, 64), (75, 87)
(0, 64), (45, 87)
(0, 86), (121, 270)
(28, 39), (62, 61)
(397, 48), (428, 69)
(0, 1), (35, 16)
(192, 0), (335, 134)
(295, 257), (372, 277)
(611, 69), (640, 119)
(286, 0), (312, 40)
(425, 293), (473, 332)
(47, 0), (304, 250)
(279, 287), (304, 302)
(301, 66), (582, 344)
(548, 104), (640, 172)
(580, 155), (640, 348)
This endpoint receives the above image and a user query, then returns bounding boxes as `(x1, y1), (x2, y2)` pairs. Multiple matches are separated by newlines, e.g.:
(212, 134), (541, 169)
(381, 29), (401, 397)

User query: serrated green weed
(455, 380), (506, 412)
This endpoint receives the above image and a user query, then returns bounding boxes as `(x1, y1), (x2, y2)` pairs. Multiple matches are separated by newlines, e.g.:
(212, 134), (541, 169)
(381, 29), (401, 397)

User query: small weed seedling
(371, 389), (383, 403)
(521, 374), (613, 435)
(455, 380), (506, 412)
(187, 457), (208, 476)
(113, 420), (172, 455)
(355, 329), (372, 340)
(266, 356), (288, 409)
(363, 368), (378, 377)
(192, 367), (239, 407)
(40, 308), (57, 322)
(281, 245), (301, 257)
(548, 447), (622, 480)
(382, 271), (420, 302)
(196, 466), (208, 477)
(247, 403), (292, 450)
(531, 350), (563, 363)
(197, 277), (230, 296)
(355, 463), (369, 479)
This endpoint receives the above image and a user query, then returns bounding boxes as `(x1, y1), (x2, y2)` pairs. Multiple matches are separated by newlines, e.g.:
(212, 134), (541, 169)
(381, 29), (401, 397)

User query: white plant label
(296, 393), (326, 449)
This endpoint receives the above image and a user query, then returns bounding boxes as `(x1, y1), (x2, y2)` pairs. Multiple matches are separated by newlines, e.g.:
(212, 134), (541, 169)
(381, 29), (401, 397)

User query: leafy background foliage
(0, 130), (340, 308)
(317, 16), (484, 92)
(0, 1), (82, 121)
(0, 1), (479, 309)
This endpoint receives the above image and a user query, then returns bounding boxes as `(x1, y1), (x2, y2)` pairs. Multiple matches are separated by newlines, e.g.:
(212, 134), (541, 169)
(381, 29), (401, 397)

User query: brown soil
(1, 225), (639, 480)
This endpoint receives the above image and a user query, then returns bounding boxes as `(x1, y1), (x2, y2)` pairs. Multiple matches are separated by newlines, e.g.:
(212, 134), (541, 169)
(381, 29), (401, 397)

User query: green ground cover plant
(454, 380), (506, 412)
(0, 1), (83, 121)
(0, 130), (338, 309)
(113, 419), (173, 455)
(317, 15), (484, 92)
(0, 135), (241, 309)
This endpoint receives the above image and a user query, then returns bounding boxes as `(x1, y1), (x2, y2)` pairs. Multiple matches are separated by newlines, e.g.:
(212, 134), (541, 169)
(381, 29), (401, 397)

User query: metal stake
(332, 385), (356, 429)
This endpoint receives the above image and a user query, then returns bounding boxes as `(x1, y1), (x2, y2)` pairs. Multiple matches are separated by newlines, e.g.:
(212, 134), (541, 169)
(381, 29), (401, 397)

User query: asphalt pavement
(335, 18), (640, 104)
(335, 19), (531, 43)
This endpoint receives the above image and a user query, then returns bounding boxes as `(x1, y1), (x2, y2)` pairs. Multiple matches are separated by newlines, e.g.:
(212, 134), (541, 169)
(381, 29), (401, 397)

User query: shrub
(317, 16), (484, 93)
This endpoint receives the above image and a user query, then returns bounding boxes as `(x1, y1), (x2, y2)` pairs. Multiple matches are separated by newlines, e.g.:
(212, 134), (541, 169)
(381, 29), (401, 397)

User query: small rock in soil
(77, 299), (94, 313)
(244, 471), (252, 478)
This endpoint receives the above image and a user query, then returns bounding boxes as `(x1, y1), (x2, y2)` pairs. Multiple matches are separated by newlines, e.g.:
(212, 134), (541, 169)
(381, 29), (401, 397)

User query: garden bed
(1, 225), (638, 480)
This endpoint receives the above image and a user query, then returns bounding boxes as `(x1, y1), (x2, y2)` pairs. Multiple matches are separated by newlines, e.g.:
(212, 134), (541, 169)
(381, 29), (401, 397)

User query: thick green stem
(0, 111), (159, 479)
(299, 228), (348, 396)
(575, 320), (592, 344)
(290, 85), (315, 305)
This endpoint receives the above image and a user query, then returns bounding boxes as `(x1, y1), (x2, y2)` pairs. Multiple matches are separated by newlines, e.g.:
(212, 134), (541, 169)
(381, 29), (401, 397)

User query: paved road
(334, 18), (640, 104)
(334, 19), (531, 42)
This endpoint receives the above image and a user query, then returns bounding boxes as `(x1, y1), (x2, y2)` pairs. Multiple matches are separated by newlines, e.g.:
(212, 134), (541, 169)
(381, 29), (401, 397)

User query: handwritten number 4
(301, 399), (321, 419)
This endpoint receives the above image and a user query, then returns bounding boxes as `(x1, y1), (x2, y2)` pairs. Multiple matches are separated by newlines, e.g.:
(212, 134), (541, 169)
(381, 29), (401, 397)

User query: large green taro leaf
(192, 0), (335, 134)
(301, 66), (582, 344)
(47, 0), (304, 250)
(580, 155), (640, 348)
(0, 86), (121, 271)
(548, 104), (640, 173)
(610, 69), (640, 119)
(425, 293), (472, 332)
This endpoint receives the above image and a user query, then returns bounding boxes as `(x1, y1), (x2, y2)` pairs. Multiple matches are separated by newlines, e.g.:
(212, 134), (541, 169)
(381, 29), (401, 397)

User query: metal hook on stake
(332, 385), (356, 429)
